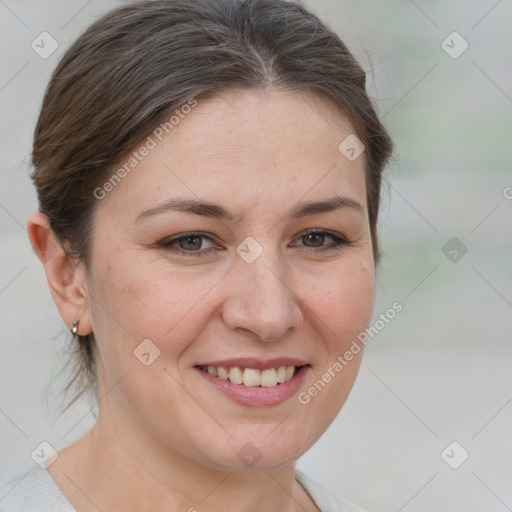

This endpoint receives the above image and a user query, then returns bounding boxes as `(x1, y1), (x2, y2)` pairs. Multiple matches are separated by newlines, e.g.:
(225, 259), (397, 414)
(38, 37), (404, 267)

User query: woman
(0, 0), (392, 510)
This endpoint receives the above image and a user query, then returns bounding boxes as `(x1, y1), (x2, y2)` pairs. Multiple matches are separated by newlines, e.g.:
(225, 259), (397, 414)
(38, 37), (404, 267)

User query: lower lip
(195, 366), (310, 407)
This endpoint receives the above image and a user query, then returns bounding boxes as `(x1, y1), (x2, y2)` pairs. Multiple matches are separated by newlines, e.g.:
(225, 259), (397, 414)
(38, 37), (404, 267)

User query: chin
(192, 427), (314, 472)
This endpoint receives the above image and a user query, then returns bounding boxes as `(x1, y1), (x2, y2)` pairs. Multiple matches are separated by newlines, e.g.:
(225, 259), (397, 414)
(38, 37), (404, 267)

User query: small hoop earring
(71, 318), (79, 335)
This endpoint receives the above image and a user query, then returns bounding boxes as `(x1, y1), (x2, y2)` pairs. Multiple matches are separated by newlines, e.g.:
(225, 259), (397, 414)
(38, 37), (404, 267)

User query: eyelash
(157, 230), (352, 257)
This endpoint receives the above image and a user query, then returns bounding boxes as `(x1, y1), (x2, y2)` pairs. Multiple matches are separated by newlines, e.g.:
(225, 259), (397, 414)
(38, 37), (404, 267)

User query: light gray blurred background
(1, 1), (511, 510)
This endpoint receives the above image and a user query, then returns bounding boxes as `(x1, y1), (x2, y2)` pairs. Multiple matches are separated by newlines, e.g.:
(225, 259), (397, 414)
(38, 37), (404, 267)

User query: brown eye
(302, 232), (325, 247)
(294, 230), (350, 252)
(179, 236), (203, 251)
(158, 232), (217, 256)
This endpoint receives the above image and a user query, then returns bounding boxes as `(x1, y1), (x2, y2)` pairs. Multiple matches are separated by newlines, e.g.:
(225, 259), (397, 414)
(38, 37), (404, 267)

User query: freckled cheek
(90, 255), (218, 348)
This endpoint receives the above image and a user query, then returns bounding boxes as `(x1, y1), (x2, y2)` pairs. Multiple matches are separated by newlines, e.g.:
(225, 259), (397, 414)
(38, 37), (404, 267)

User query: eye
(157, 229), (351, 258)
(158, 232), (218, 257)
(293, 229), (351, 251)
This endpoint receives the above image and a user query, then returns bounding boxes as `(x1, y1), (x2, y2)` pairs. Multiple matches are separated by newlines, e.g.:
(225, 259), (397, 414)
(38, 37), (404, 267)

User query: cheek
(86, 255), (209, 432)
(297, 255), (374, 422)
(91, 251), (186, 329)
(87, 251), (228, 368)
(302, 254), (375, 342)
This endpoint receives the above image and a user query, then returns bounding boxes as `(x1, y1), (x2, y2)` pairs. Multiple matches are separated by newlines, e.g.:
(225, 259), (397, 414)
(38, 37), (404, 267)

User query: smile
(194, 359), (311, 407)
(197, 365), (299, 387)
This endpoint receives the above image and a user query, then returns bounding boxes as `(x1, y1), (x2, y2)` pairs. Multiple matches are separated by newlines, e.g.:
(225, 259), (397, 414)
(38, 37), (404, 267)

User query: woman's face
(85, 88), (375, 470)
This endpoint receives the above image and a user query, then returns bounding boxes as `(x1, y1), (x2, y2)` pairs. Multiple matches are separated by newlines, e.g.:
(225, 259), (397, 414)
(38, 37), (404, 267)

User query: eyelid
(294, 228), (348, 241)
(157, 231), (215, 256)
(157, 229), (351, 257)
(291, 229), (351, 249)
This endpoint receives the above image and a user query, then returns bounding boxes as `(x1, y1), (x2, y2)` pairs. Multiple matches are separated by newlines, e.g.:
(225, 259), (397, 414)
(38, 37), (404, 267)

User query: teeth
(260, 368), (277, 387)
(243, 368), (261, 387)
(203, 365), (298, 387)
(228, 367), (243, 384)
(217, 366), (229, 380)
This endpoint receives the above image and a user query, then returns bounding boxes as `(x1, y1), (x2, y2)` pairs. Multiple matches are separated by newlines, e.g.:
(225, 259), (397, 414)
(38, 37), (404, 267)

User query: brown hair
(31, 0), (393, 407)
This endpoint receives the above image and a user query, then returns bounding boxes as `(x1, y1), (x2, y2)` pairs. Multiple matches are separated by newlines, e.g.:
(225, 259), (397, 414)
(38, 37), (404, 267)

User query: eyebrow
(135, 195), (364, 223)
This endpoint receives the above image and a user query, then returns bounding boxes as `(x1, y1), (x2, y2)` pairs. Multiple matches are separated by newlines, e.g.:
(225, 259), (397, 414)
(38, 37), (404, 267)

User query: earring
(71, 318), (79, 334)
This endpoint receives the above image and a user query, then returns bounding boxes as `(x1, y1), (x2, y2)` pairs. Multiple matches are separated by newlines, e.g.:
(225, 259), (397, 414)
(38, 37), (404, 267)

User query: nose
(221, 245), (303, 342)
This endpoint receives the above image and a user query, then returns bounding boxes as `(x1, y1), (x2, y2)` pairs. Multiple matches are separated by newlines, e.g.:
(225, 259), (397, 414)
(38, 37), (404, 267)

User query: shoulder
(295, 469), (367, 512)
(0, 465), (76, 512)
(1, 465), (365, 512)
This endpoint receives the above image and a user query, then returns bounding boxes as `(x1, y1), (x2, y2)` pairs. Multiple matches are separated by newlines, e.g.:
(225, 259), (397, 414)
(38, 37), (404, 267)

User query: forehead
(175, 87), (358, 166)
(99, 88), (367, 219)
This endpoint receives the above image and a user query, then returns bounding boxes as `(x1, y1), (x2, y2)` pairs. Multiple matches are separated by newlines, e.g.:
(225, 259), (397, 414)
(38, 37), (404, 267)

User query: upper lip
(195, 357), (309, 370)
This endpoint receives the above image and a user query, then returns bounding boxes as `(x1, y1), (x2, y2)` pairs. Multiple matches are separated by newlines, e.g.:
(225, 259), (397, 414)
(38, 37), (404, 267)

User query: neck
(50, 405), (317, 512)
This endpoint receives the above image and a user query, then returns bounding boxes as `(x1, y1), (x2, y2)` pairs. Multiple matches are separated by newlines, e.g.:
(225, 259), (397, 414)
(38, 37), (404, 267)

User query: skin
(28, 88), (375, 512)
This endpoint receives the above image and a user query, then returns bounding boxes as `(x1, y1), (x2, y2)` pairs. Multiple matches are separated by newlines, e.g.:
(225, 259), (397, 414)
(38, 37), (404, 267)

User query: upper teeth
(201, 366), (296, 387)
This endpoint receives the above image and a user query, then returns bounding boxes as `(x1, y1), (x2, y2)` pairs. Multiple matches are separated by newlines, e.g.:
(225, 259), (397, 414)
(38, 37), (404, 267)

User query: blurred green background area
(1, 1), (511, 511)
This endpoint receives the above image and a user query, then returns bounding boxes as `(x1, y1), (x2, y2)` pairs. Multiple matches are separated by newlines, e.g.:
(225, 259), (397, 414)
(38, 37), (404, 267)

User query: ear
(27, 212), (93, 336)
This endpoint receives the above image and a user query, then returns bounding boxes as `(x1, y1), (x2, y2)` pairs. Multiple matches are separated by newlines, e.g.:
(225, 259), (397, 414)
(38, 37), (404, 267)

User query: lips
(194, 358), (310, 407)
(196, 357), (309, 371)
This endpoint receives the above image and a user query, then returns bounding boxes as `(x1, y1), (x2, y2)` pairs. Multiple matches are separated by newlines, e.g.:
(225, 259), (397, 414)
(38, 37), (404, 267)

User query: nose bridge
(222, 240), (302, 342)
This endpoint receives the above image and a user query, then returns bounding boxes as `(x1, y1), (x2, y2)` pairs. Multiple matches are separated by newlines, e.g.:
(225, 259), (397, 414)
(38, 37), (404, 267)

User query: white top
(0, 465), (365, 512)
